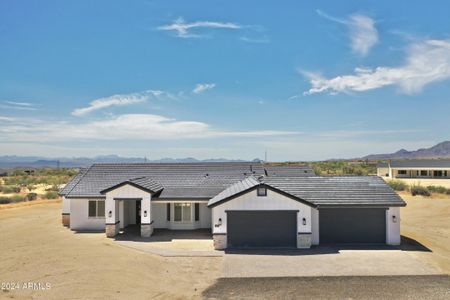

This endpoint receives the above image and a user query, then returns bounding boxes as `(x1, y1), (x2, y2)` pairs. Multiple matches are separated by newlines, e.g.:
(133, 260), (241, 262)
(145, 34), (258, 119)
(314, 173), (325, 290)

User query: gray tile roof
(63, 162), (265, 199)
(385, 159), (450, 168)
(100, 176), (164, 195)
(59, 168), (87, 196)
(264, 165), (316, 176)
(208, 176), (405, 207)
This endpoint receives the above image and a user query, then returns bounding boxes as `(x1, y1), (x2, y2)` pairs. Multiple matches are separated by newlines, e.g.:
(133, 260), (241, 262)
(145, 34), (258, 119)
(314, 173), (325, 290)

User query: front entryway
(135, 200), (141, 225)
(319, 208), (386, 244)
(227, 211), (297, 248)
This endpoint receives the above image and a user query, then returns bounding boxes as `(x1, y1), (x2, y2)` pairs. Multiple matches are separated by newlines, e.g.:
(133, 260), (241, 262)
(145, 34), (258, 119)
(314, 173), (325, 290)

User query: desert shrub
(446, 189), (450, 195)
(11, 195), (25, 202)
(1, 186), (20, 193)
(426, 185), (448, 194)
(387, 180), (408, 191)
(44, 191), (58, 199)
(0, 197), (11, 204)
(27, 185), (35, 191)
(26, 193), (38, 201)
(411, 185), (431, 197)
(45, 185), (60, 192)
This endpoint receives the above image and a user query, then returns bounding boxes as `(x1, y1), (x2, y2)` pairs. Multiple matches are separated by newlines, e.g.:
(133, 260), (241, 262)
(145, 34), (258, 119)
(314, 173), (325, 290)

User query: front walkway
(114, 227), (223, 257)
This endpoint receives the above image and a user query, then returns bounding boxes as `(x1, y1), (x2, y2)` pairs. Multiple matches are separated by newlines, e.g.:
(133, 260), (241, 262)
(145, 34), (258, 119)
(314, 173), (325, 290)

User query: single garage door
(320, 208), (386, 244)
(227, 211), (297, 248)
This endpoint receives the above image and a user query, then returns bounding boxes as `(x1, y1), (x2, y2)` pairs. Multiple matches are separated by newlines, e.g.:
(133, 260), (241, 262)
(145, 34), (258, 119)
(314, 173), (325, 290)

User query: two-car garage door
(319, 208), (386, 244)
(227, 211), (297, 248)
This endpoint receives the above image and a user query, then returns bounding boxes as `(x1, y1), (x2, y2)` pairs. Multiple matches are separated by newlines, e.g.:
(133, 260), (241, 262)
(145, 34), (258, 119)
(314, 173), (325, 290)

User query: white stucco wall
(62, 196), (70, 214)
(70, 198), (105, 231)
(211, 188), (313, 234)
(152, 203), (167, 228)
(386, 207), (401, 245)
(377, 167), (389, 177)
(311, 208), (319, 245)
(152, 201), (211, 230)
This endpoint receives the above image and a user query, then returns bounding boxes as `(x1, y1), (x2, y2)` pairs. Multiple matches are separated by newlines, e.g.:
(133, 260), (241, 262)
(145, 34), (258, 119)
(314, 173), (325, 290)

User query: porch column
(105, 194), (120, 237)
(140, 194), (153, 237)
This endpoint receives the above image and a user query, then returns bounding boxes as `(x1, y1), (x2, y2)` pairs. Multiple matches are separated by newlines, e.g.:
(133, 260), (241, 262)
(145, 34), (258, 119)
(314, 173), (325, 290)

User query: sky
(0, 0), (449, 161)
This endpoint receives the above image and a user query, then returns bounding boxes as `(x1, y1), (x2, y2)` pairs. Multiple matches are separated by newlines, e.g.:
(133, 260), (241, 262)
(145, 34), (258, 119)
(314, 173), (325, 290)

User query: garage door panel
(227, 211), (297, 248)
(320, 208), (386, 244)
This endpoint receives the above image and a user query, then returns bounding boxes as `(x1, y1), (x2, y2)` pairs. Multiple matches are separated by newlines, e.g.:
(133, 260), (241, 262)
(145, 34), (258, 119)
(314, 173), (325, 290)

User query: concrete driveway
(223, 247), (442, 277)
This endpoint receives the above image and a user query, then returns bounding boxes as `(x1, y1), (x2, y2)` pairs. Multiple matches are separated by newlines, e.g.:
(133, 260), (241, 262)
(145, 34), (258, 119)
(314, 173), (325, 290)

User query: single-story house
(377, 159), (450, 179)
(60, 162), (405, 249)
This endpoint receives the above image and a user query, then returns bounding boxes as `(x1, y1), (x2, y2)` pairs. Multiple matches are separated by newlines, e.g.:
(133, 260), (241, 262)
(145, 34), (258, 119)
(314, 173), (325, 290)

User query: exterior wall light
(144, 210), (147, 217)
(302, 218), (307, 225)
(392, 215), (397, 223)
(214, 218), (222, 228)
(108, 211), (112, 218)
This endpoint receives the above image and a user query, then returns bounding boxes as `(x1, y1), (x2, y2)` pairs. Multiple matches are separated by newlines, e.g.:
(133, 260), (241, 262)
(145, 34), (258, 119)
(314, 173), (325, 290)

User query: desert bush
(45, 185), (60, 192)
(44, 191), (58, 199)
(0, 197), (11, 204)
(11, 195), (25, 202)
(1, 186), (21, 193)
(26, 193), (38, 201)
(387, 180), (408, 191)
(411, 185), (431, 197)
(27, 185), (35, 191)
(426, 185), (448, 194)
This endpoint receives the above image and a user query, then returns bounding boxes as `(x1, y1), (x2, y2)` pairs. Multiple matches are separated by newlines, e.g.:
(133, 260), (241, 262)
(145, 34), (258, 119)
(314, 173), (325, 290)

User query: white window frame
(88, 200), (105, 218)
(173, 203), (192, 223)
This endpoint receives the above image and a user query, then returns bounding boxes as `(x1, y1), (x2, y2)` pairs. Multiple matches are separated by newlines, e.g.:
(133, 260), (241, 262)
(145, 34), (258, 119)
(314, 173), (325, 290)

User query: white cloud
(71, 90), (174, 116)
(0, 116), (14, 121)
(192, 83), (216, 94)
(0, 114), (300, 142)
(304, 39), (450, 95)
(1, 101), (39, 111)
(316, 9), (378, 56)
(239, 36), (270, 44)
(157, 17), (241, 38)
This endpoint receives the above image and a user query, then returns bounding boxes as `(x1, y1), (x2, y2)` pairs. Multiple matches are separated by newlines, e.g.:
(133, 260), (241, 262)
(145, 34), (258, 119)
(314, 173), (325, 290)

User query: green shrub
(45, 185), (59, 192)
(27, 185), (35, 191)
(26, 193), (38, 201)
(387, 180), (408, 191)
(0, 197), (11, 204)
(411, 185), (431, 197)
(426, 185), (448, 194)
(10, 195), (25, 202)
(44, 191), (58, 199)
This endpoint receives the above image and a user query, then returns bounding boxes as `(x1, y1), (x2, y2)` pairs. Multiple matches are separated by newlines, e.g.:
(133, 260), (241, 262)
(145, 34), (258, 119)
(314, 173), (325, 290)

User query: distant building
(377, 159), (450, 179)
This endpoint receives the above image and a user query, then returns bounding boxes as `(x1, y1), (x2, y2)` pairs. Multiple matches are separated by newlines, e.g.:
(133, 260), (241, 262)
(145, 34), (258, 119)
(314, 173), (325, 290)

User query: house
(60, 162), (405, 249)
(377, 159), (450, 187)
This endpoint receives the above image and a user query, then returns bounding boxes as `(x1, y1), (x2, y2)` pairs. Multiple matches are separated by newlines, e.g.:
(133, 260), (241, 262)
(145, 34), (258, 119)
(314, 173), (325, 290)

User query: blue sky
(1, 0), (449, 161)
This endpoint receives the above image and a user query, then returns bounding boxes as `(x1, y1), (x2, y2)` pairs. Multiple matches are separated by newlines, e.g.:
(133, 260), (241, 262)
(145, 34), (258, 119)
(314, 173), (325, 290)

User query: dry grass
(399, 191), (450, 274)
(0, 198), (61, 210)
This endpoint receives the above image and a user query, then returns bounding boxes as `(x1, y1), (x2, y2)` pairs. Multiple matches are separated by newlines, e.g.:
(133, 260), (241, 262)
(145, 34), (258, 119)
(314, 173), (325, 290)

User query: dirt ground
(0, 202), (221, 299)
(399, 192), (450, 274)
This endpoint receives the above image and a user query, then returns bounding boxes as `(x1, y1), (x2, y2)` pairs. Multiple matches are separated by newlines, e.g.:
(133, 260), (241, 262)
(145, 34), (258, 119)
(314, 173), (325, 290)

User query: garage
(319, 208), (386, 244)
(227, 210), (297, 248)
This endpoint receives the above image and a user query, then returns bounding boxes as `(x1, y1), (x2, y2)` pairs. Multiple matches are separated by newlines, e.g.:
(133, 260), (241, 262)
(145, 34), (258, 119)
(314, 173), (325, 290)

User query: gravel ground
(202, 275), (450, 299)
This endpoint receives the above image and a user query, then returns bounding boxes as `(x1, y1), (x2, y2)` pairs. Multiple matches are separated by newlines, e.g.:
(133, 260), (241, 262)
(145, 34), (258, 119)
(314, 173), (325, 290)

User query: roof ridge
(65, 165), (93, 197)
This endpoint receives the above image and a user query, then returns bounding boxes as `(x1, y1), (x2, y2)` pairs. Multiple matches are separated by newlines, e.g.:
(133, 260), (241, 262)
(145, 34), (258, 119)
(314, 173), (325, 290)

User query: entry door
(227, 211), (297, 248)
(135, 200), (141, 225)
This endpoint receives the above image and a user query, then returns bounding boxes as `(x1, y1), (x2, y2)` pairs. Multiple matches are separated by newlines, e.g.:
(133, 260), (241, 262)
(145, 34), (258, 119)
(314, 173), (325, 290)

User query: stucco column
(105, 195), (120, 237)
(140, 194), (153, 237)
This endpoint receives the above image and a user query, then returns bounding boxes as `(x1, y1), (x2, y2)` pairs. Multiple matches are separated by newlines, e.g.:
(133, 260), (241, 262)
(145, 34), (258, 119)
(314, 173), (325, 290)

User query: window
(397, 170), (407, 175)
(174, 203), (192, 222)
(420, 170), (428, 176)
(257, 186), (267, 196)
(434, 170), (443, 177)
(445, 171), (448, 177)
(167, 203), (171, 221)
(88, 200), (105, 218)
(195, 203), (200, 221)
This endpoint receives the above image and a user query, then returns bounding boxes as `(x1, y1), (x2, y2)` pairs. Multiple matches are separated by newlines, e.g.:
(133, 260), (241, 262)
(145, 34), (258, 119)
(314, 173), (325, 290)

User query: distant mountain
(0, 155), (260, 168)
(363, 141), (450, 160)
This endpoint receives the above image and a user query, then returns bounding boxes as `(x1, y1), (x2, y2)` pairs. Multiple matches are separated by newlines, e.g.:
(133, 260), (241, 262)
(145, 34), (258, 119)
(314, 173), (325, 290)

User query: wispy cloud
(157, 17), (241, 38)
(192, 83), (216, 94)
(0, 101), (39, 111)
(239, 36), (270, 44)
(71, 90), (175, 116)
(316, 9), (378, 56)
(303, 39), (450, 95)
(0, 114), (301, 142)
(0, 116), (15, 121)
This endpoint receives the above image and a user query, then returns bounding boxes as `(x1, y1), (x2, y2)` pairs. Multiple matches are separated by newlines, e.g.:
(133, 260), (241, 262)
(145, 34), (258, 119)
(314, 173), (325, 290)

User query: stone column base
(106, 222), (120, 238)
(62, 214), (70, 227)
(297, 233), (312, 249)
(141, 223), (153, 237)
(213, 234), (227, 250)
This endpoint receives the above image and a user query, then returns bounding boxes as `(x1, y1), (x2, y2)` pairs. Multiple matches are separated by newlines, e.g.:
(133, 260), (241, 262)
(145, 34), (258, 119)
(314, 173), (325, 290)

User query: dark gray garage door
(227, 211), (297, 248)
(320, 208), (386, 244)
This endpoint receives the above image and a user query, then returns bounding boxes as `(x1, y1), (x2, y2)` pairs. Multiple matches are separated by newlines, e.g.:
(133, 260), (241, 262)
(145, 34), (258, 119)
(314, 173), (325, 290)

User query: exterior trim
(113, 197), (142, 201)
(208, 183), (317, 208)
(141, 221), (154, 225)
(105, 221), (120, 225)
(225, 209), (300, 212)
(298, 232), (312, 234)
(317, 205), (396, 209)
(100, 181), (157, 195)
(61, 213), (70, 216)
(213, 232), (227, 235)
